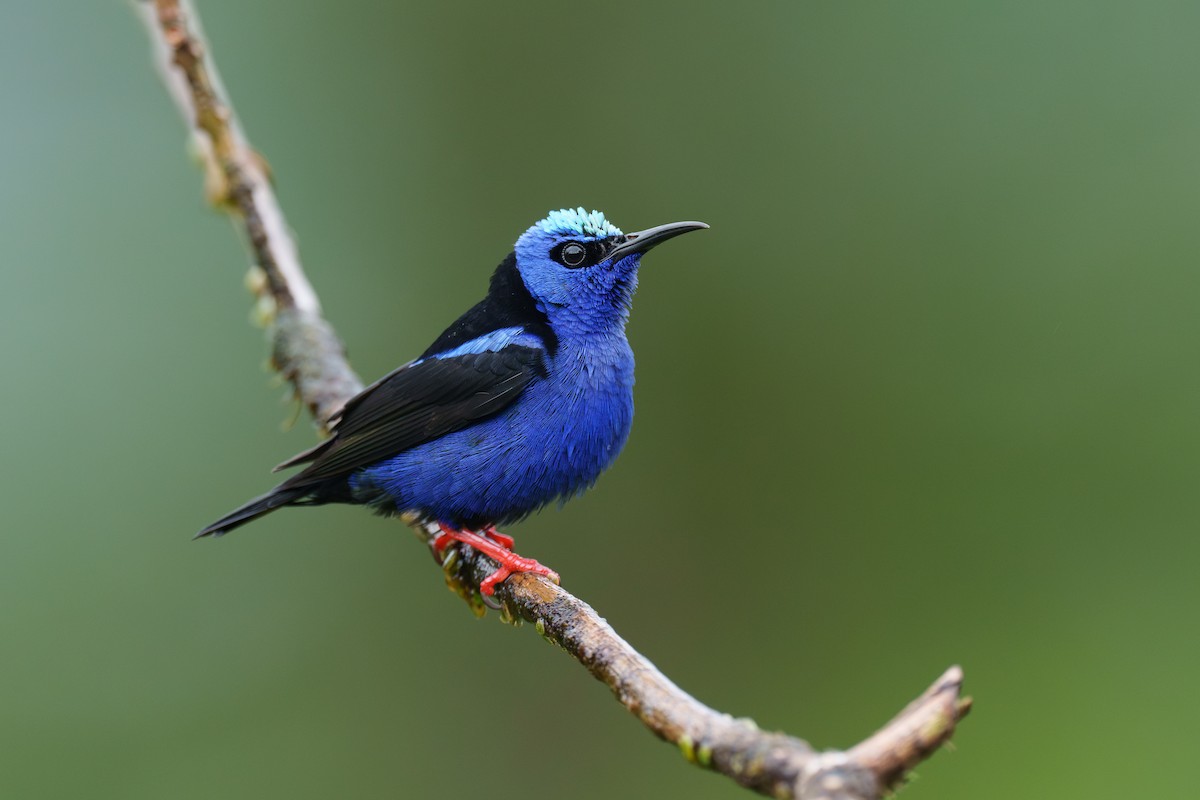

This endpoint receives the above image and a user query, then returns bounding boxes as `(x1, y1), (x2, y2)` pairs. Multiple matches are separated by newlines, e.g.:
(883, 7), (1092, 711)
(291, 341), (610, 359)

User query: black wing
(279, 344), (546, 488)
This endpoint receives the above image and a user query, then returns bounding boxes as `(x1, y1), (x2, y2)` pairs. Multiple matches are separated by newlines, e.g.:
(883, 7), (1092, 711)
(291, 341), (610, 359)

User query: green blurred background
(3, 1), (1198, 798)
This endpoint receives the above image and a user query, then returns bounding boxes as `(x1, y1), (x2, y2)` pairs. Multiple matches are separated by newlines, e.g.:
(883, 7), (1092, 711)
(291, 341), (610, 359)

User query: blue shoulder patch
(537, 208), (623, 240)
(426, 326), (545, 361)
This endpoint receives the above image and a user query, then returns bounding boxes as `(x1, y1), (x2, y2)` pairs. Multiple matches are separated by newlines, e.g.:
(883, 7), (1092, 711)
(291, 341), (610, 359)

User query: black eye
(551, 239), (618, 269)
(560, 242), (587, 267)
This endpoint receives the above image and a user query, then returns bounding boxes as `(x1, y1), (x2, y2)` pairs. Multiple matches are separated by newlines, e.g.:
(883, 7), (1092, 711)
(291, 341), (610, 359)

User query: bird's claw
(434, 524), (560, 597)
(478, 554), (560, 596)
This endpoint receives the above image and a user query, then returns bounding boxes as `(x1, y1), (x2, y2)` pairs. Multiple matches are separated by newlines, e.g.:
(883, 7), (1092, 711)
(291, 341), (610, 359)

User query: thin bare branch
(136, 2), (971, 797)
(136, 0), (359, 425)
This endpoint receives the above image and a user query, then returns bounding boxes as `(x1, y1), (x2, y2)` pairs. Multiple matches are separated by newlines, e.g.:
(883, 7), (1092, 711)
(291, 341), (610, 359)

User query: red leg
(433, 525), (512, 556)
(481, 525), (515, 550)
(435, 523), (559, 596)
(431, 527), (456, 557)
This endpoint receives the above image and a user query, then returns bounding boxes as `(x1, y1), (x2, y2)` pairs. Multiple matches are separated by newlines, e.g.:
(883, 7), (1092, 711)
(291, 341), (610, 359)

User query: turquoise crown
(537, 208), (623, 239)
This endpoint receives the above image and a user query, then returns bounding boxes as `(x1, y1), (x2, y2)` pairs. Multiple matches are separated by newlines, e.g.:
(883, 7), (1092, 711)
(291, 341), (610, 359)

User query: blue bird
(199, 208), (707, 594)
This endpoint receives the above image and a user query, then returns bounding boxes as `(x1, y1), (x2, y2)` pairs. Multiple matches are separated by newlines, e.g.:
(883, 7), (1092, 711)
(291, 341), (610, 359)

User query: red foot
(431, 528), (456, 557)
(481, 525), (515, 550)
(432, 525), (513, 556)
(435, 523), (559, 596)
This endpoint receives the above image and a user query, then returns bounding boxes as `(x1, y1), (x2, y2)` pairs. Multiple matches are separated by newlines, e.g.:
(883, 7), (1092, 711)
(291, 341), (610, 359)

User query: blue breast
(352, 333), (635, 527)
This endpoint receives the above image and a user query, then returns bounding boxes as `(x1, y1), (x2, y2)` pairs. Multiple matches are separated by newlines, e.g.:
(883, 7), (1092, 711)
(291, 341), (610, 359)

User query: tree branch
(136, 2), (971, 797)
(136, 0), (358, 426)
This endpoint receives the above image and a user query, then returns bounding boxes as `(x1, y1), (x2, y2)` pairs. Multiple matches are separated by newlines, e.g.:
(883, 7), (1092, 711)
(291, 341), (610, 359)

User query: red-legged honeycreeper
(198, 208), (708, 593)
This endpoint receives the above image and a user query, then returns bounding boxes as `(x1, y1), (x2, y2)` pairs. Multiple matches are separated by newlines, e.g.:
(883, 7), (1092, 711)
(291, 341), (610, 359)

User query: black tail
(195, 485), (310, 539)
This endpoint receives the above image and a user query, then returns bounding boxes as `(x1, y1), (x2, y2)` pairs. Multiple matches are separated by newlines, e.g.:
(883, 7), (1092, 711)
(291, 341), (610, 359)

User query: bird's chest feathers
(517, 335), (635, 490)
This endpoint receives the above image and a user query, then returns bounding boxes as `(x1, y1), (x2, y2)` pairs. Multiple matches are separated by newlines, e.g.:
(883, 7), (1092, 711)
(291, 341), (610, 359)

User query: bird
(198, 208), (708, 595)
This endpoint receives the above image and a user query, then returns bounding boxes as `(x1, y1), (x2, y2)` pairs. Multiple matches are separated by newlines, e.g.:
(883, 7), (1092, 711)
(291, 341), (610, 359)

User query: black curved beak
(609, 220), (708, 262)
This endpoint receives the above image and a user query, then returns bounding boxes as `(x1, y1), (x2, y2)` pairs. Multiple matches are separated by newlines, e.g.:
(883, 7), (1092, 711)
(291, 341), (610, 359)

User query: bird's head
(513, 208), (707, 331)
